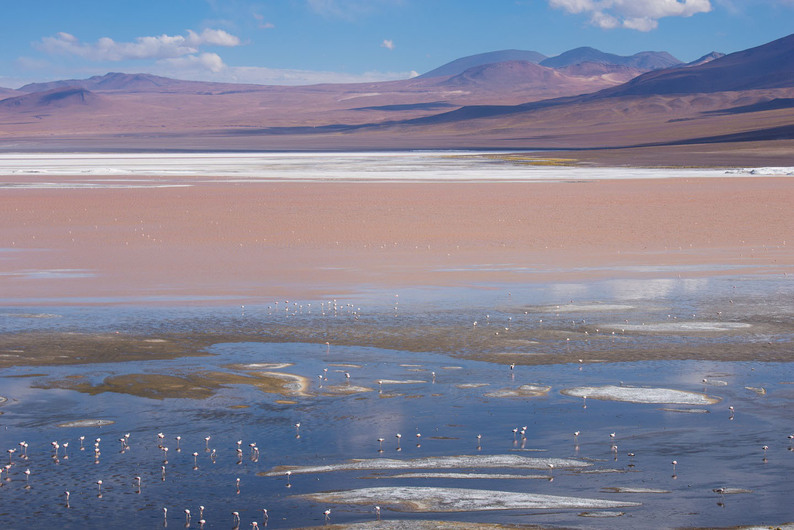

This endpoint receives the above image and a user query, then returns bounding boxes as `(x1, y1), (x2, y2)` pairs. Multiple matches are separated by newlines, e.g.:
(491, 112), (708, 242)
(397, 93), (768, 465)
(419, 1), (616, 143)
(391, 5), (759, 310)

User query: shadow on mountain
(702, 98), (794, 115)
(351, 102), (456, 112)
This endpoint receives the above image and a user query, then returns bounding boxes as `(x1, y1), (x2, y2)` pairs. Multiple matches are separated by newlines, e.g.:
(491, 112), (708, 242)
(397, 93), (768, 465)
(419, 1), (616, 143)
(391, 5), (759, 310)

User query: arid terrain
(1, 34), (793, 166)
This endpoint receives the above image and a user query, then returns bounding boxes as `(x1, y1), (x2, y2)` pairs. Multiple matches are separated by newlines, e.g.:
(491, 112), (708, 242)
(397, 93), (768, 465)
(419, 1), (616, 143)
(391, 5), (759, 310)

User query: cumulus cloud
(159, 52), (227, 73)
(549, 0), (712, 31)
(36, 29), (240, 62)
(381, 39), (395, 50)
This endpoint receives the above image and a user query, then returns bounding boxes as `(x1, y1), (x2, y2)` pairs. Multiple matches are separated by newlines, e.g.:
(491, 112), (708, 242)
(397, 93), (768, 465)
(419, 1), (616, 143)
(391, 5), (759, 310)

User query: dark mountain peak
(541, 47), (680, 71)
(541, 47), (620, 68)
(419, 49), (547, 78)
(597, 32), (794, 97)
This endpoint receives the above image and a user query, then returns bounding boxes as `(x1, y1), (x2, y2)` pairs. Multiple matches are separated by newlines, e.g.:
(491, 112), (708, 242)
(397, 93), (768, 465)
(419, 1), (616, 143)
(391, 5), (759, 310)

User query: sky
(1, 0), (793, 89)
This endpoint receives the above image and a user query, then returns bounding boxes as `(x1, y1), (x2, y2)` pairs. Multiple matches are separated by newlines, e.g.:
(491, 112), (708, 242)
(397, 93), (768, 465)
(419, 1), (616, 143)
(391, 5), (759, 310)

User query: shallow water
(1, 274), (793, 528)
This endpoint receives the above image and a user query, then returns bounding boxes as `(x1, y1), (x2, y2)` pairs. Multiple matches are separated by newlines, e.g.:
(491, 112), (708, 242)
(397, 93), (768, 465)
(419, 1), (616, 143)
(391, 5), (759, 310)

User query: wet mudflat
(0, 273), (793, 528)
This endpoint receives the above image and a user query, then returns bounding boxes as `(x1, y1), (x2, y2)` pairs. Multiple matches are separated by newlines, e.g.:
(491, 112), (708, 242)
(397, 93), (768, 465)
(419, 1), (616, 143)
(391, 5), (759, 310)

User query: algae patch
(36, 369), (311, 400)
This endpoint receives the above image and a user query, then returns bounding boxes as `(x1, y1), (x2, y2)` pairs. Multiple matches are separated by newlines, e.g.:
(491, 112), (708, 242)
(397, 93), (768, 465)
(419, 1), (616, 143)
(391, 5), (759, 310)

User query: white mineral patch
(602, 487), (670, 494)
(730, 167), (794, 176)
(0, 152), (741, 183)
(237, 363), (293, 370)
(484, 384), (551, 398)
(745, 386), (766, 396)
(605, 322), (750, 333)
(57, 419), (115, 428)
(298, 486), (640, 512)
(264, 454), (591, 476)
(324, 385), (373, 394)
(541, 304), (635, 312)
(561, 385), (720, 405)
(0, 313), (61, 319)
(378, 379), (427, 384)
(0, 396), (6, 404)
(660, 408), (710, 414)
(715, 488), (753, 495)
(455, 383), (489, 389)
(579, 511), (626, 518)
(382, 472), (550, 480)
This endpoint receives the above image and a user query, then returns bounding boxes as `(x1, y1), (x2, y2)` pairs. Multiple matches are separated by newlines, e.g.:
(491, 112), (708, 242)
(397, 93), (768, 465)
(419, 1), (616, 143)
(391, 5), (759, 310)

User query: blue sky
(1, 0), (793, 88)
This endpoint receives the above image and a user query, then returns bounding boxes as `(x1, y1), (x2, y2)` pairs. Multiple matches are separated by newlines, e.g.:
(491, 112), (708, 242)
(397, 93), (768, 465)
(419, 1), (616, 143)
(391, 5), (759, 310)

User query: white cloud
(549, 0), (712, 31)
(160, 52), (227, 73)
(36, 29), (240, 62)
(381, 39), (395, 50)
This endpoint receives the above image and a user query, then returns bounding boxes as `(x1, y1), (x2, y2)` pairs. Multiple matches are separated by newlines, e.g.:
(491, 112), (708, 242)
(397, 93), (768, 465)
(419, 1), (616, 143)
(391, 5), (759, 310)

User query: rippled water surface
(1, 274), (793, 528)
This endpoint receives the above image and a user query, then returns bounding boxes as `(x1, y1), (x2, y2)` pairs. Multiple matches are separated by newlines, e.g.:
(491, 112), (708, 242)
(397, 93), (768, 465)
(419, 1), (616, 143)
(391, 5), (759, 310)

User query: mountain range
(1, 34), (793, 165)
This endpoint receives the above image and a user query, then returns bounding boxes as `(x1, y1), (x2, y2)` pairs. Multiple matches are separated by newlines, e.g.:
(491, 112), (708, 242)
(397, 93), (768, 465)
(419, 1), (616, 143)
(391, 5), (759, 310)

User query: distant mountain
(540, 47), (681, 70)
(557, 62), (642, 79)
(432, 60), (634, 94)
(419, 50), (547, 78)
(0, 87), (18, 98)
(684, 51), (725, 67)
(0, 87), (102, 111)
(438, 61), (568, 88)
(19, 72), (264, 95)
(598, 33), (794, 96)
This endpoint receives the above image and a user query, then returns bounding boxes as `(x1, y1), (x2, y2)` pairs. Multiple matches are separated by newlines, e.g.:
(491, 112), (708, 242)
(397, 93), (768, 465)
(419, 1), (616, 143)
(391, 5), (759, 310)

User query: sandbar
(296, 486), (640, 512)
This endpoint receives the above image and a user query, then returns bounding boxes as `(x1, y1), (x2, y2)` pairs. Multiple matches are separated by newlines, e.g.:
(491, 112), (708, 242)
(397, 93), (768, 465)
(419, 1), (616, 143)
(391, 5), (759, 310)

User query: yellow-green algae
(35, 369), (311, 400)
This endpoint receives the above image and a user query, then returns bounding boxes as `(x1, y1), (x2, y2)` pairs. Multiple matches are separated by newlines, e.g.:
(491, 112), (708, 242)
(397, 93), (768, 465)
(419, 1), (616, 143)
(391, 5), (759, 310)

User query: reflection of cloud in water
(605, 277), (713, 302)
(607, 279), (676, 301)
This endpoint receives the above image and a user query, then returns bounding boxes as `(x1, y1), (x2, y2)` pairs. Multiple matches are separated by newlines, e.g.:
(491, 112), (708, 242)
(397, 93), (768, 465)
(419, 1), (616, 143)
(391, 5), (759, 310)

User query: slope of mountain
(0, 87), (102, 111)
(418, 49), (547, 78)
(19, 72), (265, 95)
(557, 62), (642, 81)
(439, 60), (577, 88)
(684, 51), (725, 67)
(540, 47), (681, 70)
(598, 33), (794, 96)
(432, 60), (636, 96)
